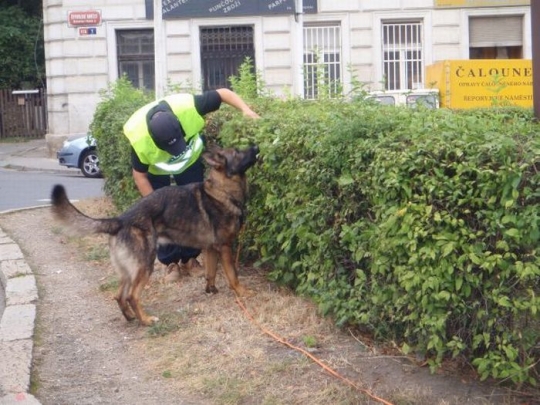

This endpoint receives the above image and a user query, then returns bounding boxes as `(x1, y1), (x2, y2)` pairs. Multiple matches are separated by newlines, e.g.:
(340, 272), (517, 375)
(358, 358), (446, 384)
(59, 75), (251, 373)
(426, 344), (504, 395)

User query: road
(0, 169), (105, 212)
(0, 168), (104, 321)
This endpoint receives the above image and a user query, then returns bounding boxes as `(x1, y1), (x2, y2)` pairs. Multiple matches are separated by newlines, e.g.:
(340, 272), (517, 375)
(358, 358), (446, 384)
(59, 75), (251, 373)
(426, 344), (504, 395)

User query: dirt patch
(0, 199), (535, 405)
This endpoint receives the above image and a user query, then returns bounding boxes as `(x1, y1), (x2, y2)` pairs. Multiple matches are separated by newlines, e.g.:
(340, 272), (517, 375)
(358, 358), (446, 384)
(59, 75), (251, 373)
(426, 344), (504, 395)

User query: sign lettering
(68, 10), (101, 26)
(146, 0), (317, 19)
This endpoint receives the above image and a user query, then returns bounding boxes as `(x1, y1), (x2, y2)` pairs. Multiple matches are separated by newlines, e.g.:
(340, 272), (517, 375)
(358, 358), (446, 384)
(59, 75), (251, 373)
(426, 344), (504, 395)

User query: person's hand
(243, 108), (260, 119)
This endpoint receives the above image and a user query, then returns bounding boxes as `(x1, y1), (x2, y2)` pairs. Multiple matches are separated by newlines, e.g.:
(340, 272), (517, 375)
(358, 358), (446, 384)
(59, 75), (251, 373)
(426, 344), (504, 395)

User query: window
(469, 16), (523, 59)
(200, 26), (255, 91)
(303, 23), (341, 99)
(382, 21), (423, 91)
(116, 29), (155, 91)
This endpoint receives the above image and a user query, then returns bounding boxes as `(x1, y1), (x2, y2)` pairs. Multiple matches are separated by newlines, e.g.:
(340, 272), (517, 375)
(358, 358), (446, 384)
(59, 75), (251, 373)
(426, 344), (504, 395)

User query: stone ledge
(0, 339), (33, 395)
(0, 224), (42, 405)
(0, 392), (41, 405)
(0, 304), (36, 342)
(0, 260), (32, 280)
(5, 276), (38, 306)
(0, 244), (23, 262)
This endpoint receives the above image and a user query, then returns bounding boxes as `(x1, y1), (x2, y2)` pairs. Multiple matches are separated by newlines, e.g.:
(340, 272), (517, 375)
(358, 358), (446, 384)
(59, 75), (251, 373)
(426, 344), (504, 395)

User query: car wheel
(80, 149), (102, 178)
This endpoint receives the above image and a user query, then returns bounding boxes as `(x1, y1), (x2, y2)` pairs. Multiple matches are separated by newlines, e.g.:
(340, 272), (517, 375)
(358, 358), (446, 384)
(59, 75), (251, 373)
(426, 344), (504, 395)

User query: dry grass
(138, 271), (373, 405)
(70, 197), (527, 405)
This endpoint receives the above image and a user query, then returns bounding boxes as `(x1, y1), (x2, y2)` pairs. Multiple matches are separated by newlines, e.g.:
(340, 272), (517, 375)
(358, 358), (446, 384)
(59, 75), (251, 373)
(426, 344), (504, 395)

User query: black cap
(148, 111), (186, 156)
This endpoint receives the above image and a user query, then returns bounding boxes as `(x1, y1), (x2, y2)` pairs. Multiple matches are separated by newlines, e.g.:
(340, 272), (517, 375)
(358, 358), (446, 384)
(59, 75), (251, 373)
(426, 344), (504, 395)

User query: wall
(43, 0), (147, 139)
(42, 0), (532, 142)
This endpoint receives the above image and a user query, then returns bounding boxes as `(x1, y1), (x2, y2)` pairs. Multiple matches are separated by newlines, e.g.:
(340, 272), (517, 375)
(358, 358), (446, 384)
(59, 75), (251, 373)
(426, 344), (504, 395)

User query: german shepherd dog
(51, 145), (259, 326)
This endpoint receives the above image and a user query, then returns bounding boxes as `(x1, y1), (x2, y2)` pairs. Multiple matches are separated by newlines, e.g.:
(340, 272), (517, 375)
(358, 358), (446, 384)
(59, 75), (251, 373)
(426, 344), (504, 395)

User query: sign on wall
(146, 0), (317, 19)
(434, 0), (529, 7)
(67, 10), (102, 27)
(425, 60), (533, 109)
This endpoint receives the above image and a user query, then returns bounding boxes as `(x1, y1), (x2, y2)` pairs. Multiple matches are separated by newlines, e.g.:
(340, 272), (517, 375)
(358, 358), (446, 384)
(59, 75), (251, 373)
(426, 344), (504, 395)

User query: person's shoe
(186, 258), (205, 278)
(164, 262), (182, 283)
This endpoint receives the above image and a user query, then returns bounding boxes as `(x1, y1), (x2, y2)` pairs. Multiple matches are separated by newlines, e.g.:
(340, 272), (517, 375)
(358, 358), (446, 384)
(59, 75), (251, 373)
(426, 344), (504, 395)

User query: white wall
(43, 0), (147, 137)
(42, 0), (532, 139)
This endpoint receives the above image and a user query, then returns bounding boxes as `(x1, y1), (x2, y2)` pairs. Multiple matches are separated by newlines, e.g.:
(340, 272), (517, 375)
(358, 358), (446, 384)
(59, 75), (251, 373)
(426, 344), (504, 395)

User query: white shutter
(469, 16), (523, 47)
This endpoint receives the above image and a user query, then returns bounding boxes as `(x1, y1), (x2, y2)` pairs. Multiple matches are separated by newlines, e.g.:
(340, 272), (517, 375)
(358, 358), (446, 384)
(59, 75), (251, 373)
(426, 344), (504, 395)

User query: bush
(90, 77), (153, 211)
(217, 102), (540, 386)
(90, 71), (539, 386)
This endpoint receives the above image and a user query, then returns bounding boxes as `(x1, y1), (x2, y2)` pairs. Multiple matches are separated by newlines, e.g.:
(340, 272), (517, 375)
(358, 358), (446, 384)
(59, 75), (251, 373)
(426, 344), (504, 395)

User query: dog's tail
(51, 184), (122, 236)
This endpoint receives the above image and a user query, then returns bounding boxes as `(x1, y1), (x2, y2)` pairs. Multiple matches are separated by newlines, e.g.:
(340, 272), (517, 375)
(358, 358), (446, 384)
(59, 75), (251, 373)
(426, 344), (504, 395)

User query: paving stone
(0, 305), (36, 342)
(0, 339), (33, 395)
(0, 245), (23, 261)
(5, 276), (37, 306)
(0, 393), (41, 405)
(0, 236), (12, 245)
(0, 261), (32, 279)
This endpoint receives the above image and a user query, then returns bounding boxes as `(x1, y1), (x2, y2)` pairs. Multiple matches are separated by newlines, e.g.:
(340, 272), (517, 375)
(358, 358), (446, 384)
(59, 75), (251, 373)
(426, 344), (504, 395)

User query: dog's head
(203, 145), (259, 177)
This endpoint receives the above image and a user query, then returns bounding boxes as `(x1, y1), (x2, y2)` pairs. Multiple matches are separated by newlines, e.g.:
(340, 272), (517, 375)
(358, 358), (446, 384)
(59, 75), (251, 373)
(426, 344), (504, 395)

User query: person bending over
(123, 88), (259, 281)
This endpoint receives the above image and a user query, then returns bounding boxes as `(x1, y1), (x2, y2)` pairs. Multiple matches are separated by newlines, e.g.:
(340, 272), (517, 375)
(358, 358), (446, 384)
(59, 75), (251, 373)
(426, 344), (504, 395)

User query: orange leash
(235, 296), (395, 405)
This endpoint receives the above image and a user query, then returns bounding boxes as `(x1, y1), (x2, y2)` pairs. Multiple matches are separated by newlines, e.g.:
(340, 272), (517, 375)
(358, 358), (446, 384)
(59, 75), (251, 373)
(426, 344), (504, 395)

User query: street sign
(68, 10), (101, 27)
(78, 27), (97, 36)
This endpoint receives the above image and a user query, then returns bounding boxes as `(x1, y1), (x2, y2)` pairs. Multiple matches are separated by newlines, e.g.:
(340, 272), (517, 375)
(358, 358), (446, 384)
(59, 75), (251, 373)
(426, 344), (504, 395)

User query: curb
(0, 207), (44, 405)
(0, 162), (75, 176)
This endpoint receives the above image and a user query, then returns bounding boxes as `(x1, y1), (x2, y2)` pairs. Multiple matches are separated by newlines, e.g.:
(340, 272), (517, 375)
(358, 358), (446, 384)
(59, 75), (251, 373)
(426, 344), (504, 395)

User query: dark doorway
(200, 26), (255, 90)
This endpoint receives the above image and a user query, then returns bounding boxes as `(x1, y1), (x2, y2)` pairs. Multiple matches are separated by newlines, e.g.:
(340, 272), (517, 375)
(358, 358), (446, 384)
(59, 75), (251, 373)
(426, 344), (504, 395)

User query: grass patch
(98, 276), (118, 293)
(302, 335), (318, 348)
(50, 226), (63, 235)
(84, 244), (109, 261)
(146, 311), (185, 338)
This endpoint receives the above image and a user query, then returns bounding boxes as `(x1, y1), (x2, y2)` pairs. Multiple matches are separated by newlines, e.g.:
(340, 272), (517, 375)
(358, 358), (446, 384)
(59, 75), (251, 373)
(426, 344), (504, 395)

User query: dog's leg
(219, 245), (253, 297)
(204, 248), (219, 294)
(115, 277), (136, 322)
(127, 267), (158, 326)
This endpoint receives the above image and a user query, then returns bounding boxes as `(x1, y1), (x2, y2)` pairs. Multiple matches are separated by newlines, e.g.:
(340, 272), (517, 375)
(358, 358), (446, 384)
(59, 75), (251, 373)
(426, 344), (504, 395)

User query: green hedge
(90, 77), (153, 210)
(218, 101), (540, 386)
(90, 77), (539, 385)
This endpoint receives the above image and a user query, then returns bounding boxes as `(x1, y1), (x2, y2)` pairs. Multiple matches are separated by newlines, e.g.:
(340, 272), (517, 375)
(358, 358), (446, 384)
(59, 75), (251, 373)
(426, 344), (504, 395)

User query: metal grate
(382, 22), (423, 90)
(303, 23), (342, 99)
(200, 26), (255, 90)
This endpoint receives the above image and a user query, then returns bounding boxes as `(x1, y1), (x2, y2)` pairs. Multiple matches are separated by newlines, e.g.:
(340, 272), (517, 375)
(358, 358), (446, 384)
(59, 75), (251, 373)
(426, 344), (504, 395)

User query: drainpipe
(154, 0), (165, 99)
(532, 1), (540, 119)
(294, 0), (304, 98)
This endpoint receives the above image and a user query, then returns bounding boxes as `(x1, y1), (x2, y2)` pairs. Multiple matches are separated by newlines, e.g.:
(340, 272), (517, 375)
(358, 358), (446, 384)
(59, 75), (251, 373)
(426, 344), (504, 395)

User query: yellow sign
(435, 0), (529, 7)
(425, 60), (533, 109)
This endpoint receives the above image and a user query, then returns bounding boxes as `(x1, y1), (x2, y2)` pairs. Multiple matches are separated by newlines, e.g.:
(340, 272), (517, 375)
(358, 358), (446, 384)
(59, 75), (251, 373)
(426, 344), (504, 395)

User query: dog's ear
(202, 148), (226, 169)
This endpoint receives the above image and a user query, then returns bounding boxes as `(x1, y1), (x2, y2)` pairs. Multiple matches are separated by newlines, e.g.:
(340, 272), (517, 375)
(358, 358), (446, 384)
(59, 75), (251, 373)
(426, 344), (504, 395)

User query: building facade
(42, 0), (532, 143)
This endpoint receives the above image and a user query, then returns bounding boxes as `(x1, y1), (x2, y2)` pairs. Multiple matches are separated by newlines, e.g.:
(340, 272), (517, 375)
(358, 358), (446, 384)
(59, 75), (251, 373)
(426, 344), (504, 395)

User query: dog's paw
(205, 285), (219, 294)
(140, 315), (159, 326)
(235, 285), (255, 298)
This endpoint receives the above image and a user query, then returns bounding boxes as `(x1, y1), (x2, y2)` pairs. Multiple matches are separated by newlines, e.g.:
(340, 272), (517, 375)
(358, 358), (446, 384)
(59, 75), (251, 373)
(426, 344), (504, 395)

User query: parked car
(57, 134), (102, 178)
(366, 89), (440, 109)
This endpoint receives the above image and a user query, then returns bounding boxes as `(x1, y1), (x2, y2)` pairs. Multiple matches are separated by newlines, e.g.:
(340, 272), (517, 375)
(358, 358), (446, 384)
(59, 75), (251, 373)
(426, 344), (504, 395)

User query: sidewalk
(0, 139), (64, 405)
(0, 237), (40, 405)
(0, 138), (72, 174)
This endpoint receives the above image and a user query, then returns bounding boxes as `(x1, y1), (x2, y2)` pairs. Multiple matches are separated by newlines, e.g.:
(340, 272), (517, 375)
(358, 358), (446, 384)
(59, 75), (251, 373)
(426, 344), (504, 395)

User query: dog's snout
(251, 145), (260, 155)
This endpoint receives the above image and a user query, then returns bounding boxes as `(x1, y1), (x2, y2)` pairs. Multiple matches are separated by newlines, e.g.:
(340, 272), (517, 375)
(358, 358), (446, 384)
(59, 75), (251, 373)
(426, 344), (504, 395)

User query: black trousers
(148, 160), (204, 265)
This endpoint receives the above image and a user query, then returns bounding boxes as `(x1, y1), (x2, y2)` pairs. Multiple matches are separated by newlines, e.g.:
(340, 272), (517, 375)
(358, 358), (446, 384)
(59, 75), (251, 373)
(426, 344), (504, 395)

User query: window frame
(116, 29), (155, 91)
(303, 22), (343, 99)
(105, 21), (155, 88)
(373, 11), (432, 92)
(463, 8), (531, 59)
(381, 20), (424, 91)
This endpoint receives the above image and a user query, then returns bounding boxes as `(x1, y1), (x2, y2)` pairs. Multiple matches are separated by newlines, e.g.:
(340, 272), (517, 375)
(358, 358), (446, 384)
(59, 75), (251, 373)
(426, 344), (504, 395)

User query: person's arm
(129, 147), (153, 196)
(132, 169), (153, 197)
(215, 88), (260, 119)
